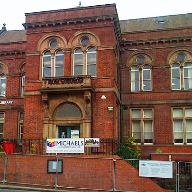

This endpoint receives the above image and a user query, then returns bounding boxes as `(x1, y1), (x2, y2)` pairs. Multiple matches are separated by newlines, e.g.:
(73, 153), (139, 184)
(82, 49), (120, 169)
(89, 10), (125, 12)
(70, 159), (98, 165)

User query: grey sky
(1, 0), (192, 30)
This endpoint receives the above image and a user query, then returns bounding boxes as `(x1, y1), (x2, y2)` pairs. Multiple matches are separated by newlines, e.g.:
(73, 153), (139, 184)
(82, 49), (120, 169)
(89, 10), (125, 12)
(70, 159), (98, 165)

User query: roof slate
(0, 30), (26, 44)
(120, 13), (192, 33)
(1, 12), (192, 43)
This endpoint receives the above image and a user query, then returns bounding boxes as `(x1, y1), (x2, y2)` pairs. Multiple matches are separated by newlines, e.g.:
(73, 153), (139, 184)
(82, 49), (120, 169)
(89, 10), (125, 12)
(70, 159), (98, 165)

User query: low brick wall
(0, 154), (170, 192)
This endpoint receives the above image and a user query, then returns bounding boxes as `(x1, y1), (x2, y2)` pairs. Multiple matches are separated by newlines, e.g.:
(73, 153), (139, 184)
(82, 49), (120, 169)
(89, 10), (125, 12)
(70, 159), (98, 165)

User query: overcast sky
(1, 0), (192, 30)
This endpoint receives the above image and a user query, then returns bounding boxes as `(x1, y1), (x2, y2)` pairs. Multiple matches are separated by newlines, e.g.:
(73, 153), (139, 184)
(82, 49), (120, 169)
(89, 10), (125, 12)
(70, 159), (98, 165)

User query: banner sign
(0, 101), (13, 104)
(85, 138), (100, 147)
(46, 138), (84, 153)
(139, 160), (173, 178)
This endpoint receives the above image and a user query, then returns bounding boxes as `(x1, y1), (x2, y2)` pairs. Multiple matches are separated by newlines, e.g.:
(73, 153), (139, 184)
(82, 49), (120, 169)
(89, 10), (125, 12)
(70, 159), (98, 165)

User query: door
(58, 126), (80, 138)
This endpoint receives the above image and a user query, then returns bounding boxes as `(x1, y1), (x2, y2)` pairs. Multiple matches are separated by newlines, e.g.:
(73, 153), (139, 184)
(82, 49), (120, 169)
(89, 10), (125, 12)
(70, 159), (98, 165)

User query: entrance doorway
(58, 126), (80, 138)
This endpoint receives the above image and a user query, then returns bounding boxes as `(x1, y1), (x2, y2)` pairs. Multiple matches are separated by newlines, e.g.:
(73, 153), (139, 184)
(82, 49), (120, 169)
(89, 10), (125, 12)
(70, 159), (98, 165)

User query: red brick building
(0, 3), (192, 160)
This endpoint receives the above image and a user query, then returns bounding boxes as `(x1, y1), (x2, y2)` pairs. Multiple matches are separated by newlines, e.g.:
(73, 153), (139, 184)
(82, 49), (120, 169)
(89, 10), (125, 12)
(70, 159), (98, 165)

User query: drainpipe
(119, 48), (124, 143)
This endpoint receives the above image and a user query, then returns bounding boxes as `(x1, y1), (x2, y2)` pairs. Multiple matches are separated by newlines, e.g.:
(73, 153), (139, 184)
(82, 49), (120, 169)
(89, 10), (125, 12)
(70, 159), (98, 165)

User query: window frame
(21, 73), (25, 97)
(0, 74), (6, 97)
(0, 113), (5, 139)
(131, 108), (154, 144)
(170, 51), (192, 91)
(18, 112), (23, 144)
(131, 65), (152, 92)
(172, 107), (192, 145)
(42, 49), (64, 78)
(73, 47), (97, 77)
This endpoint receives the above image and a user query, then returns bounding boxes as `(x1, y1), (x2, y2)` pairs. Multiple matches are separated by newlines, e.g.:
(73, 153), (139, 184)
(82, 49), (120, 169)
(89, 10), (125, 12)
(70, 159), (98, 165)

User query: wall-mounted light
(101, 95), (106, 100)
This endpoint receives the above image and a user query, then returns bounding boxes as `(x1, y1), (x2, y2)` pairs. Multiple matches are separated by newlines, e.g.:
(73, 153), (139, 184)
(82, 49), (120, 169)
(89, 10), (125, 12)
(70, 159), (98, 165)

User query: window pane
(131, 66), (140, 92)
(74, 54), (83, 65)
(87, 47), (95, 53)
(144, 121), (153, 132)
(143, 68), (151, 79)
(43, 68), (51, 77)
(143, 109), (152, 118)
(132, 121), (141, 132)
(186, 120), (192, 131)
(55, 55), (64, 67)
(133, 133), (141, 143)
(132, 110), (141, 118)
(172, 64), (181, 90)
(0, 113), (4, 119)
(184, 78), (192, 89)
(131, 70), (139, 81)
(174, 120), (183, 132)
(55, 67), (63, 76)
(0, 75), (6, 96)
(187, 133), (192, 143)
(43, 56), (51, 67)
(186, 109), (192, 117)
(55, 51), (64, 77)
(143, 80), (151, 91)
(172, 79), (180, 89)
(173, 109), (183, 118)
(87, 53), (96, 64)
(184, 63), (192, 89)
(131, 81), (139, 92)
(87, 65), (96, 76)
(172, 68), (180, 78)
(74, 66), (83, 76)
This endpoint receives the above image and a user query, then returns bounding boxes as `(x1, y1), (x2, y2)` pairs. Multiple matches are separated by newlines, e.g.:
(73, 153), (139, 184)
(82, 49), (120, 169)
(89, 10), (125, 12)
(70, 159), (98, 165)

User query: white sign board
(85, 138), (100, 147)
(46, 138), (84, 153)
(0, 101), (13, 104)
(139, 160), (173, 178)
(71, 130), (79, 138)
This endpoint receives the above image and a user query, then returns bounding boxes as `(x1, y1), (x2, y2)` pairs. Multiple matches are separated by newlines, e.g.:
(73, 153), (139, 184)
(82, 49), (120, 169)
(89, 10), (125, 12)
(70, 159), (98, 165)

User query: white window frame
(0, 74), (6, 97)
(73, 47), (97, 77)
(131, 66), (140, 92)
(21, 73), (25, 97)
(18, 112), (23, 144)
(184, 63), (192, 90)
(142, 65), (151, 91)
(54, 50), (64, 77)
(131, 65), (151, 92)
(42, 50), (64, 78)
(171, 64), (181, 90)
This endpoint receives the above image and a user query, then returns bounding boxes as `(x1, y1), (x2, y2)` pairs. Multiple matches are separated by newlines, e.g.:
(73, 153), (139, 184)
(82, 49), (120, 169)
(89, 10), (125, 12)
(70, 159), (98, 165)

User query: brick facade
(0, 3), (192, 161)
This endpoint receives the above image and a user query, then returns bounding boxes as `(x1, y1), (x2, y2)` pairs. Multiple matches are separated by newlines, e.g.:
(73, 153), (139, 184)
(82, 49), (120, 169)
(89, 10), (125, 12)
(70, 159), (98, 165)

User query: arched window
(72, 34), (98, 77)
(0, 74), (6, 97)
(170, 51), (192, 90)
(56, 103), (82, 118)
(129, 54), (152, 92)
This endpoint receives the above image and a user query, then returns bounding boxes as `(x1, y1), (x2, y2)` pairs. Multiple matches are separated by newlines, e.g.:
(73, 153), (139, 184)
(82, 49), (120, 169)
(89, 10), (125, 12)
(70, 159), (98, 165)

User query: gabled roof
(120, 13), (192, 33)
(0, 30), (26, 44)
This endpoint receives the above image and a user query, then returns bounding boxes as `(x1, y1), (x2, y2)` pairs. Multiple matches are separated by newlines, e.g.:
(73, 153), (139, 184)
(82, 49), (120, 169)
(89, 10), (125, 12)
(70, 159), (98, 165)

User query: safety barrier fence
(0, 153), (191, 191)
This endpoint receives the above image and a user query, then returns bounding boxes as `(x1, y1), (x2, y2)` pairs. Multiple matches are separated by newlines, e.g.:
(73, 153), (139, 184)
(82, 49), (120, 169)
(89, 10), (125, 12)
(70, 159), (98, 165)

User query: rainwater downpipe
(119, 48), (124, 143)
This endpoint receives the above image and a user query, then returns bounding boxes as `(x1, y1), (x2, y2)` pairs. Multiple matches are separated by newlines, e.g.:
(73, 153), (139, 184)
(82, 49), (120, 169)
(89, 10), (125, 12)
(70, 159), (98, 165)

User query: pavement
(0, 185), (78, 192)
